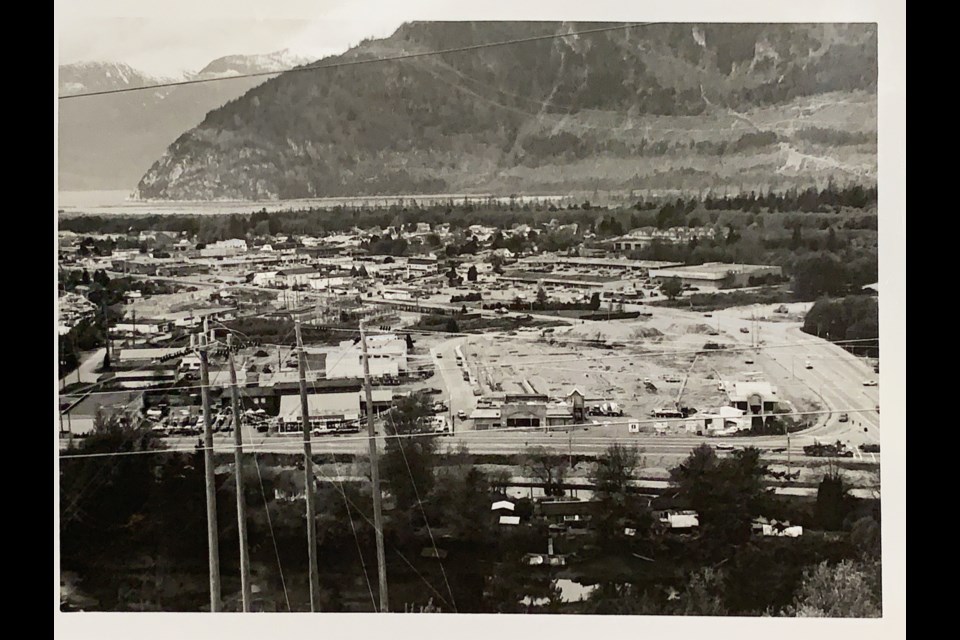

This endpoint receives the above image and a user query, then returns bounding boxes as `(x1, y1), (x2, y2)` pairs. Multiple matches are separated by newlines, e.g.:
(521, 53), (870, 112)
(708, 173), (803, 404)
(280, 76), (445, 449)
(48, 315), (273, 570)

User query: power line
(386, 410), (457, 612)
(58, 22), (655, 100)
(57, 405), (879, 460)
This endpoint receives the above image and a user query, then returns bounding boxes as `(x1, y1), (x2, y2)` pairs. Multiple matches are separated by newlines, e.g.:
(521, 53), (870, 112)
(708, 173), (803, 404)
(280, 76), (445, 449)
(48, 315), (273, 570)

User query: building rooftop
(728, 381), (778, 401)
(650, 262), (779, 280)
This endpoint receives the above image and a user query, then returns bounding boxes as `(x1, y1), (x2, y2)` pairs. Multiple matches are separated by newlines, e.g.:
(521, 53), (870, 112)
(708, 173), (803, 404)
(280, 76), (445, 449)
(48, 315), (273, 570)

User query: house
(658, 510), (700, 532)
(491, 500), (515, 513)
(752, 517), (803, 537)
(539, 500), (601, 525)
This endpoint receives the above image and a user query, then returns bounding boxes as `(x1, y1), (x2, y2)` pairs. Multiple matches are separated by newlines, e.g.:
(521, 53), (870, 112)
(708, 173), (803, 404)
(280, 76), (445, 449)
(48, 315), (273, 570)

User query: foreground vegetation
(60, 399), (880, 614)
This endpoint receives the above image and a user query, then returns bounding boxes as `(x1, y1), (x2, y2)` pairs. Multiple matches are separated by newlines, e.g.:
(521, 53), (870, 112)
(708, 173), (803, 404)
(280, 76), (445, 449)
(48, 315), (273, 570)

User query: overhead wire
(386, 409), (458, 612)
(59, 22), (657, 100)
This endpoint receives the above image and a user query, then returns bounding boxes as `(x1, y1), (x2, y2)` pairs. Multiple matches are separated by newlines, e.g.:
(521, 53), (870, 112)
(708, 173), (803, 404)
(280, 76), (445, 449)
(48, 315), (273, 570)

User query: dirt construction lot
(452, 308), (822, 432)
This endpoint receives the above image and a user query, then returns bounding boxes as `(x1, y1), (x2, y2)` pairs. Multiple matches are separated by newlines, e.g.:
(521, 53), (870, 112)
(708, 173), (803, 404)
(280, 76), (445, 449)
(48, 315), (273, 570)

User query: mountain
(135, 22), (878, 201)
(57, 51), (310, 191)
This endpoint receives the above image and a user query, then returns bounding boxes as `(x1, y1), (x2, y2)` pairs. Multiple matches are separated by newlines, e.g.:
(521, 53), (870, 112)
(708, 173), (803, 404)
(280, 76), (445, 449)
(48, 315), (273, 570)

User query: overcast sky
(55, 0), (879, 78)
(56, 1), (422, 77)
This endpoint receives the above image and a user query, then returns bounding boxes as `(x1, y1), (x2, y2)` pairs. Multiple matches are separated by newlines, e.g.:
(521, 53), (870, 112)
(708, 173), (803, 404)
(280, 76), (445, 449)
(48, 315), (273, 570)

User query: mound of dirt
(684, 323), (715, 334)
(629, 327), (664, 339)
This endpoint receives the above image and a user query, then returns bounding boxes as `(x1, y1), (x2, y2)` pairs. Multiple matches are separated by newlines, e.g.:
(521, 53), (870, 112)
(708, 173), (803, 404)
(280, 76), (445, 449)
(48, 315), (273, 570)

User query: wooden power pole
(295, 318), (321, 611)
(199, 323), (222, 612)
(360, 321), (390, 612)
(227, 334), (252, 612)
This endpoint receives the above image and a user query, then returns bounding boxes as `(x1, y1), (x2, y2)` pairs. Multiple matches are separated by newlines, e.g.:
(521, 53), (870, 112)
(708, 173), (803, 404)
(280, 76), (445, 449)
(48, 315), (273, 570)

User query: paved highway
(59, 348), (106, 387)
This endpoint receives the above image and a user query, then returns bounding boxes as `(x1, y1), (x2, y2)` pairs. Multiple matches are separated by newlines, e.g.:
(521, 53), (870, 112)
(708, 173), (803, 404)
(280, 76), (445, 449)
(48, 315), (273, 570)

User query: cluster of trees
(360, 234), (409, 256)
(802, 295), (879, 356)
(60, 402), (881, 615)
(703, 184), (877, 213)
(60, 183), (877, 243)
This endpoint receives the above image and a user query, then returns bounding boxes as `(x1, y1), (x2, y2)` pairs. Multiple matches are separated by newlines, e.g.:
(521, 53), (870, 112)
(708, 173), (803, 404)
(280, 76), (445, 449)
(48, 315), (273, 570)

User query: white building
(278, 392), (361, 430)
(200, 239), (248, 258)
(325, 335), (408, 379)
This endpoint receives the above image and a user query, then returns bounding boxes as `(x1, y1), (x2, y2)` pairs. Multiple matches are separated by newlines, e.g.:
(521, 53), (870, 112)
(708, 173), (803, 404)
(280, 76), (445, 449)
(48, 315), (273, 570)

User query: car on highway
(456, 410), (467, 420)
(863, 379), (878, 387)
(419, 387), (444, 396)
(744, 358), (754, 364)
(805, 359), (813, 369)
(704, 313), (713, 318)
(435, 353), (443, 358)
(715, 443), (735, 451)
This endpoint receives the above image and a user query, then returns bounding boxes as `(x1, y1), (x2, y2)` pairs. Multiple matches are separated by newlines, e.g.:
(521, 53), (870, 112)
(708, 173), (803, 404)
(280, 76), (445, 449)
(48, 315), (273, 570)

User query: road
(59, 348), (106, 387)
(709, 305), (880, 447)
(121, 421), (877, 465)
(430, 336), (478, 431)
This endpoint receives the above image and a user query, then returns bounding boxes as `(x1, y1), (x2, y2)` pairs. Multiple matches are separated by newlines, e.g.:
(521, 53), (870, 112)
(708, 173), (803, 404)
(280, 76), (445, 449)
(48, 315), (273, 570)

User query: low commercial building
(727, 381), (779, 416)
(406, 255), (440, 275)
(199, 239), (248, 258)
(608, 227), (717, 252)
(117, 347), (188, 367)
(277, 391), (361, 431)
(648, 262), (783, 291)
(275, 267), (318, 288)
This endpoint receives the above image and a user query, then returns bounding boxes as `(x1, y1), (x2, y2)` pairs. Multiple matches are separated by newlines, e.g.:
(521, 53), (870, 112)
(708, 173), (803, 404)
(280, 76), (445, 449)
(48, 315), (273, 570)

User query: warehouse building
(648, 263), (783, 291)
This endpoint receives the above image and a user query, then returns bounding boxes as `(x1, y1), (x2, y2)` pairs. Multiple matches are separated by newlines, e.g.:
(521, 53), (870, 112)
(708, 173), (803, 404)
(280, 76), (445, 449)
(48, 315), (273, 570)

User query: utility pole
(360, 320), (390, 612)
(227, 334), (252, 612)
(785, 420), (792, 480)
(295, 318), (321, 612)
(198, 322), (222, 612)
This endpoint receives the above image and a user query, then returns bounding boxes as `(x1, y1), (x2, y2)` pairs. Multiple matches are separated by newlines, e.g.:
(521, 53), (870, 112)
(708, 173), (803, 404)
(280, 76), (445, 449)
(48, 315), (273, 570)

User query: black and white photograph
(55, 1), (905, 635)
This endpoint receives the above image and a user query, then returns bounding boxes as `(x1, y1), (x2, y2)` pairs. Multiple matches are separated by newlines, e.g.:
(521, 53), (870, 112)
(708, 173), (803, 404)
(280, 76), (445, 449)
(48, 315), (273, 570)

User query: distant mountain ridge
(57, 50), (310, 191)
(134, 22), (878, 201)
(61, 23), (875, 200)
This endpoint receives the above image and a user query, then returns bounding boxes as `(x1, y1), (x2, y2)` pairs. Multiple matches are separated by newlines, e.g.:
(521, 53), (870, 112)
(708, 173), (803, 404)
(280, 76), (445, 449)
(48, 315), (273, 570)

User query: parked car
(863, 379), (878, 387)
(739, 327), (750, 334)
(838, 413), (850, 423)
